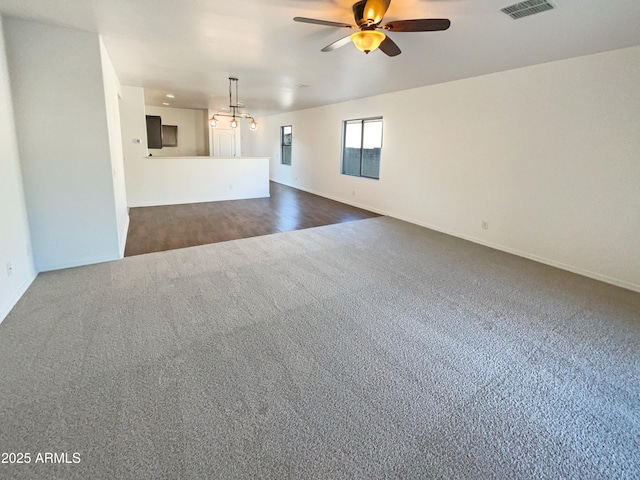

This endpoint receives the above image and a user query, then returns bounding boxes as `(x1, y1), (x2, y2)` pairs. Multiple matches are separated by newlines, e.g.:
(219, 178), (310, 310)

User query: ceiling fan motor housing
(353, 0), (373, 27)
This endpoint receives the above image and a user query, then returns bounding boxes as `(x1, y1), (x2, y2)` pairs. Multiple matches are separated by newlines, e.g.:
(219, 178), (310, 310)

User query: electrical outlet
(481, 221), (489, 230)
(6, 262), (13, 277)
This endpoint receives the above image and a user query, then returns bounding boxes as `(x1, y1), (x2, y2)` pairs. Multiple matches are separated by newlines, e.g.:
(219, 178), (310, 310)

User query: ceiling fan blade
(363, 0), (391, 24)
(321, 35), (353, 52)
(293, 17), (354, 28)
(379, 36), (401, 56)
(383, 19), (451, 32)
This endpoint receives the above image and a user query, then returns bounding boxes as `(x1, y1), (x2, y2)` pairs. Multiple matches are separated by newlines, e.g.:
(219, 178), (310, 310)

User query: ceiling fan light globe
(350, 30), (386, 53)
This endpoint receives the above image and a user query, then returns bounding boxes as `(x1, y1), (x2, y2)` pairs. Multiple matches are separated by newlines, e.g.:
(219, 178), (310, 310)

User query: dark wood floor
(124, 182), (381, 256)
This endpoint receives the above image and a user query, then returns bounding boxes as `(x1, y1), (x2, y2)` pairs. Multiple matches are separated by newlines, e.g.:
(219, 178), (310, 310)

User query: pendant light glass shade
(230, 118), (238, 128)
(350, 30), (386, 53)
(250, 120), (257, 130)
(209, 118), (217, 128)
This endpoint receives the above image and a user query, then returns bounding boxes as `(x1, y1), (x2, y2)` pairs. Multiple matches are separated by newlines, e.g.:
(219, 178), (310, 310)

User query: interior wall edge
(0, 271), (37, 325)
(118, 214), (130, 259)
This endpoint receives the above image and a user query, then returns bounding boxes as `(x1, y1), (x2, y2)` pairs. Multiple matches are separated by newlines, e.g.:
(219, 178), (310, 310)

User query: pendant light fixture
(209, 77), (257, 130)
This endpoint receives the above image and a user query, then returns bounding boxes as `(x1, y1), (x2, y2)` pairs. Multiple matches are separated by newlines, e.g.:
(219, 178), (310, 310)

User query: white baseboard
(272, 180), (640, 294)
(392, 213), (640, 294)
(271, 181), (390, 217)
(0, 271), (38, 325)
(37, 254), (120, 273)
(119, 214), (130, 258)
(128, 192), (270, 208)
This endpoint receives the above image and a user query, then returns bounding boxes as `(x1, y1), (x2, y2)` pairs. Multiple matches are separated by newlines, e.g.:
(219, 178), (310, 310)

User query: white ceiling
(1, 0), (639, 116)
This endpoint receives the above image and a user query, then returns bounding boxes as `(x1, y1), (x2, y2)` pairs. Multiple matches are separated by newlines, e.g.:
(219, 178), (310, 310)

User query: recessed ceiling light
(166, 94), (175, 98)
(162, 102), (170, 105)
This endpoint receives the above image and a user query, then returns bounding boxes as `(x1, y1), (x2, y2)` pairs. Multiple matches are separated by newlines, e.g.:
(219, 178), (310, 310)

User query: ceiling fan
(293, 0), (451, 57)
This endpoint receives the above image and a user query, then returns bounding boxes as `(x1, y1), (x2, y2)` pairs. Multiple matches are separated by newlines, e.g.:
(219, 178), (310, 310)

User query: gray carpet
(0, 217), (638, 479)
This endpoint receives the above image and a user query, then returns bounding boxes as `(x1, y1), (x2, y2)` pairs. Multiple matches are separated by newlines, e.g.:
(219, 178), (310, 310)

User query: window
(341, 117), (383, 179)
(281, 125), (292, 165)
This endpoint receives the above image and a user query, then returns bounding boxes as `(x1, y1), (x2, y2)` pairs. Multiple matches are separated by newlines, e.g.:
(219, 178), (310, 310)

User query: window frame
(340, 117), (383, 180)
(280, 125), (292, 166)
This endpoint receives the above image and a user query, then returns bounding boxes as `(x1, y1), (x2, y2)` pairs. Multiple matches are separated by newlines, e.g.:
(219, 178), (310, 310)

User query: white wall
(122, 88), (268, 207)
(146, 105), (209, 156)
(4, 18), (123, 271)
(120, 85), (150, 205)
(249, 45), (640, 292)
(0, 17), (36, 323)
(100, 38), (129, 257)
(124, 156), (270, 207)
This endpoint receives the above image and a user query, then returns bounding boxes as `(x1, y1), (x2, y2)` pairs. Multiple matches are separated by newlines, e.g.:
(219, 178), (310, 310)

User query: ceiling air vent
(501, 0), (554, 19)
